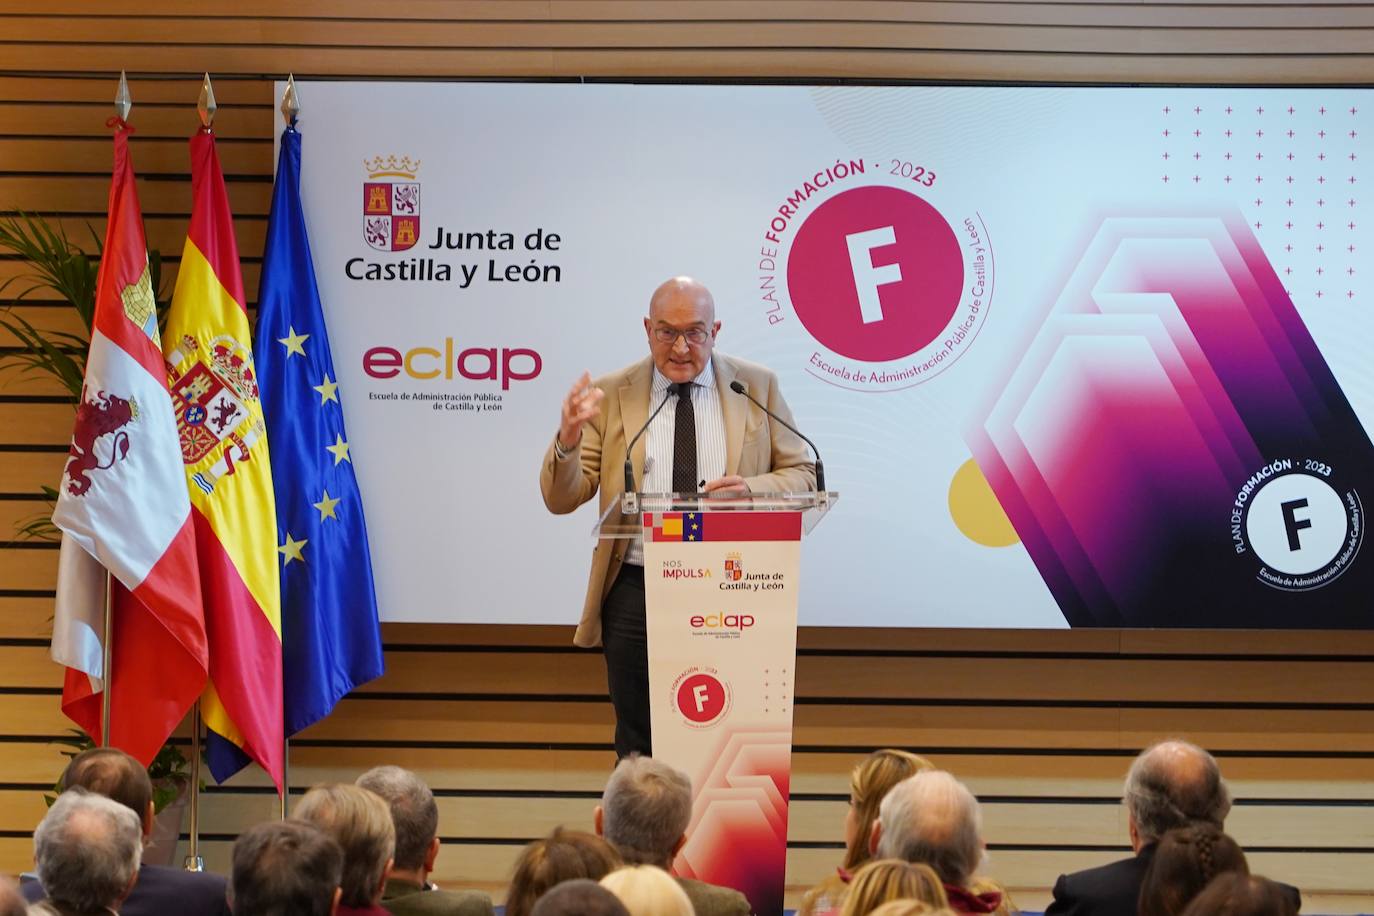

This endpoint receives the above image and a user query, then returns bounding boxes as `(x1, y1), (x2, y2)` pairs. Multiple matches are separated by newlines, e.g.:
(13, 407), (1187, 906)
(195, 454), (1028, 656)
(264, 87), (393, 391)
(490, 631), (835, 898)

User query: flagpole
(280, 736), (289, 820)
(100, 571), (113, 746)
(183, 701), (204, 871)
(276, 73), (300, 826)
(98, 72), (130, 751)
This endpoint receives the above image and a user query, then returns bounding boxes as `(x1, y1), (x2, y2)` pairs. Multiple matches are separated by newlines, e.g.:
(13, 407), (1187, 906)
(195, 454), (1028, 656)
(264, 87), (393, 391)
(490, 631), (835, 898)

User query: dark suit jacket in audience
(22, 863), (230, 916)
(1046, 844), (1301, 916)
(381, 877), (495, 916)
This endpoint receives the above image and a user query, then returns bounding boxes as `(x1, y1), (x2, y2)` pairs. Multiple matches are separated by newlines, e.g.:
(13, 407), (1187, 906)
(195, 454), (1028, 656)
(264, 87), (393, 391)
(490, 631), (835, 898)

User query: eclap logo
(689, 612), (755, 635)
(362, 339), (541, 390)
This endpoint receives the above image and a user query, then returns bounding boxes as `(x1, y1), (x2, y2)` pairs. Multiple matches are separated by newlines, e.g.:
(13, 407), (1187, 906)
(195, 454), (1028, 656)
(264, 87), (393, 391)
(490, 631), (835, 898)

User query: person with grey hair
(230, 820), (343, 916)
(869, 771), (1005, 915)
(593, 755), (750, 916)
(20, 746), (231, 915)
(1046, 740), (1300, 916)
(31, 788), (142, 915)
(355, 765), (494, 916)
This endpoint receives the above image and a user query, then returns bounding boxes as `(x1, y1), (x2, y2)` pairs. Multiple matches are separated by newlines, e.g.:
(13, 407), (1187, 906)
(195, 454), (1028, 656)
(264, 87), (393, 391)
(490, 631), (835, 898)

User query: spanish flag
(165, 127), (284, 789)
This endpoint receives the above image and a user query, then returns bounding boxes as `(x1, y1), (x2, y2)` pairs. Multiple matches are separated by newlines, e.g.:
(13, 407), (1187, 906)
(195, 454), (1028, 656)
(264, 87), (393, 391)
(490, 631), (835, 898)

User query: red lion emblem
(65, 389), (135, 497)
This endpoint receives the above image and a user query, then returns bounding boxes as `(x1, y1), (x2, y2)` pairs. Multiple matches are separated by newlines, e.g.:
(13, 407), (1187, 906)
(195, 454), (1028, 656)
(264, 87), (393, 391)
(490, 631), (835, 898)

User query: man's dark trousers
(601, 564), (651, 758)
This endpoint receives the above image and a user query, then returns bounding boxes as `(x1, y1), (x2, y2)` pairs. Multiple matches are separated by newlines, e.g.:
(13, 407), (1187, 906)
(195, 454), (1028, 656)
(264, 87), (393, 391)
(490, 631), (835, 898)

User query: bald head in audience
(1045, 739), (1297, 916)
(59, 747), (155, 839)
(1124, 740), (1231, 852)
(33, 788), (143, 914)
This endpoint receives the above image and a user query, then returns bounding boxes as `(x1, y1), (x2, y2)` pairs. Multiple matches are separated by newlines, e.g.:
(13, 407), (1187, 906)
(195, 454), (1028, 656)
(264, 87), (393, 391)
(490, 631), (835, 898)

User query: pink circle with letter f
(676, 673), (728, 724)
(787, 185), (964, 361)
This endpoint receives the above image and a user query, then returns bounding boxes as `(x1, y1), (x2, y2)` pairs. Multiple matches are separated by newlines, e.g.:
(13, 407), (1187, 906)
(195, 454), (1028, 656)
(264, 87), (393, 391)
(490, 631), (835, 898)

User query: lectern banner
(642, 510), (803, 916)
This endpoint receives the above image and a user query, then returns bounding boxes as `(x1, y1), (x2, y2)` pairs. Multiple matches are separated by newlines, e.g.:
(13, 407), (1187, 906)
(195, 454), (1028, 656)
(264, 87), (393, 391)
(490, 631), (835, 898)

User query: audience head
(873, 770), (984, 888)
(0, 877), (26, 916)
(230, 819), (344, 916)
(844, 749), (935, 871)
(839, 859), (949, 916)
(867, 904), (960, 916)
(532, 878), (632, 916)
(1140, 824), (1249, 916)
(506, 827), (624, 916)
(293, 783), (396, 908)
(1125, 741), (1232, 849)
(1178, 874), (1296, 916)
(599, 865), (694, 916)
(596, 755), (693, 867)
(356, 765), (440, 876)
(58, 746), (154, 837)
(33, 788), (143, 913)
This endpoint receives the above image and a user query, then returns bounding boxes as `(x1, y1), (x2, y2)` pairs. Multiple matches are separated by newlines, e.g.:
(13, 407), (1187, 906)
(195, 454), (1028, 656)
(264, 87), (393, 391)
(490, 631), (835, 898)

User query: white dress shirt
(624, 359), (726, 566)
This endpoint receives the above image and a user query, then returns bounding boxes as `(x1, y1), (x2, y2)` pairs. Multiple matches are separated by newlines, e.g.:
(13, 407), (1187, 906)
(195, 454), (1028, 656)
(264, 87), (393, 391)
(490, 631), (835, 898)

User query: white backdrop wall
(286, 82), (1374, 628)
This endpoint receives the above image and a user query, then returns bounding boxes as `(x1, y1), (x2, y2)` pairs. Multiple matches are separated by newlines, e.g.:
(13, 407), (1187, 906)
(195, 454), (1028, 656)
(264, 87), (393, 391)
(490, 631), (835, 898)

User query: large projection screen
(280, 82), (1373, 629)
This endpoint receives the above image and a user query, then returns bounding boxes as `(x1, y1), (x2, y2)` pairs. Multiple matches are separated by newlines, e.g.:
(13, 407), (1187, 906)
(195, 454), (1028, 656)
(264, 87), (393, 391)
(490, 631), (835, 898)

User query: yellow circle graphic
(948, 458), (1019, 547)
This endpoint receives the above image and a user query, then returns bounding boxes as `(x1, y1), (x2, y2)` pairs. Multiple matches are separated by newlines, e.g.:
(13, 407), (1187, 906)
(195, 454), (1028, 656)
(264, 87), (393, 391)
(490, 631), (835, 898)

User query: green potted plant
(2, 211), (190, 864)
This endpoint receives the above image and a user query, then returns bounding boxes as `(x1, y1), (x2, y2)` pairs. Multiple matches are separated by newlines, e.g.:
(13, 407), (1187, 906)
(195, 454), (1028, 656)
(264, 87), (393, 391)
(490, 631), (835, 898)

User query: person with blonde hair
(838, 859), (948, 916)
(599, 865), (694, 916)
(292, 783), (396, 916)
(801, 750), (935, 916)
(868, 903), (961, 916)
(505, 828), (623, 916)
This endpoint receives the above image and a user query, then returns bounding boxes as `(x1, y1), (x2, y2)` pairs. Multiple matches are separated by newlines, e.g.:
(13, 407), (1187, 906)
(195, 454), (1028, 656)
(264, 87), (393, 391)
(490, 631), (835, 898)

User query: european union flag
(254, 123), (384, 739)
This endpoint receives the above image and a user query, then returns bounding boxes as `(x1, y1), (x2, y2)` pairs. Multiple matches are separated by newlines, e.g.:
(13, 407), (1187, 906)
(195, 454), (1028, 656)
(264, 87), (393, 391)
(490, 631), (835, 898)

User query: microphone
(623, 388), (675, 497)
(728, 380), (826, 493)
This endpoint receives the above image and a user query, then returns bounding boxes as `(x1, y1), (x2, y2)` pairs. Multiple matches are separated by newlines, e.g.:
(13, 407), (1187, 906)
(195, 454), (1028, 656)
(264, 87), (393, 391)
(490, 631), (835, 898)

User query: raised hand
(558, 371), (605, 450)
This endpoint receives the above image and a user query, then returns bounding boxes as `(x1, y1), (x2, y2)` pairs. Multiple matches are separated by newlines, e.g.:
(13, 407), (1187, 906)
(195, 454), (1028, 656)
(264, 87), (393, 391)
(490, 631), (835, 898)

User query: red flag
(51, 122), (208, 764)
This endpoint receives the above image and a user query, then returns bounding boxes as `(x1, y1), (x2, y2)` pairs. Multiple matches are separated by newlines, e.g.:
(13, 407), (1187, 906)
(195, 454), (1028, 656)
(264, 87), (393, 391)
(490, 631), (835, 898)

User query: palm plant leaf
(0, 212), (98, 327)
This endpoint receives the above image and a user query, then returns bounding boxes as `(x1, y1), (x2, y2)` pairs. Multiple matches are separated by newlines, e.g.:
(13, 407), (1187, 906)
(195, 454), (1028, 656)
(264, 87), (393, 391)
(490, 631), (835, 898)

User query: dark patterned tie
(671, 382), (698, 494)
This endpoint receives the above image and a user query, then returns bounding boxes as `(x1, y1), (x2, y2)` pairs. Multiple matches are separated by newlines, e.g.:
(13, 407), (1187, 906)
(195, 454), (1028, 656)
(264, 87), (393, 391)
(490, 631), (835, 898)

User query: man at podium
(539, 276), (815, 758)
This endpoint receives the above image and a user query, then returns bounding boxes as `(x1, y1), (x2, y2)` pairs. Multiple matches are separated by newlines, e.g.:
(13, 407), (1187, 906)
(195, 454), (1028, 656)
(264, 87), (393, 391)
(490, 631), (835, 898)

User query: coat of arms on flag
(166, 333), (266, 495)
(362, 154), (421, 252)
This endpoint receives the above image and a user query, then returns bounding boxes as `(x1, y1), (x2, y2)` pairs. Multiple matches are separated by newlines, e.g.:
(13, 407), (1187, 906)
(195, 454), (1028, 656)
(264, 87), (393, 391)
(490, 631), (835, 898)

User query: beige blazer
(540, 352), (816, 647)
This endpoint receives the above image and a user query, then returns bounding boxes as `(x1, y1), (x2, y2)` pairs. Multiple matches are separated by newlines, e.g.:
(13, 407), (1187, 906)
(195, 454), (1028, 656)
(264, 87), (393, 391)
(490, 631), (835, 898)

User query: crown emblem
(207, 335), (259, 401)
(364, 155), (420, 179)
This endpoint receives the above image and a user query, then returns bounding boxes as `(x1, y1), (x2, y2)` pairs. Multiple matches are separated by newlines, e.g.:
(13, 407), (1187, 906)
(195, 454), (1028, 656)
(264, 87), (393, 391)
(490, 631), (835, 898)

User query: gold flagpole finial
(281, 74), (300, 128)
(114, 70), (132, 122)
(198, 73), (217, 128)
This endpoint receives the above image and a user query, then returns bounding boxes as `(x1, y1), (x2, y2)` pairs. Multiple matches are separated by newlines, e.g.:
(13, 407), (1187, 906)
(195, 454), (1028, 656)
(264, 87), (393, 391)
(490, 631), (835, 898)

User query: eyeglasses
(652, 326), (711, 345)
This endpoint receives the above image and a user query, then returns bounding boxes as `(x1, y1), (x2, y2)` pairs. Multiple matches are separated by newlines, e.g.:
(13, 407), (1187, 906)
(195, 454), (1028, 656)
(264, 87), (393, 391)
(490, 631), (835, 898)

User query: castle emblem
(363, 154), (421, 252)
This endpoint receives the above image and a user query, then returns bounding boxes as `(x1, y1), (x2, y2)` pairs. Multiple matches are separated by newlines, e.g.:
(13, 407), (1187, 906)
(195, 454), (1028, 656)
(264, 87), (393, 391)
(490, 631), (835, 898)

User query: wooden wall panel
(2, 1), (1373, 911)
